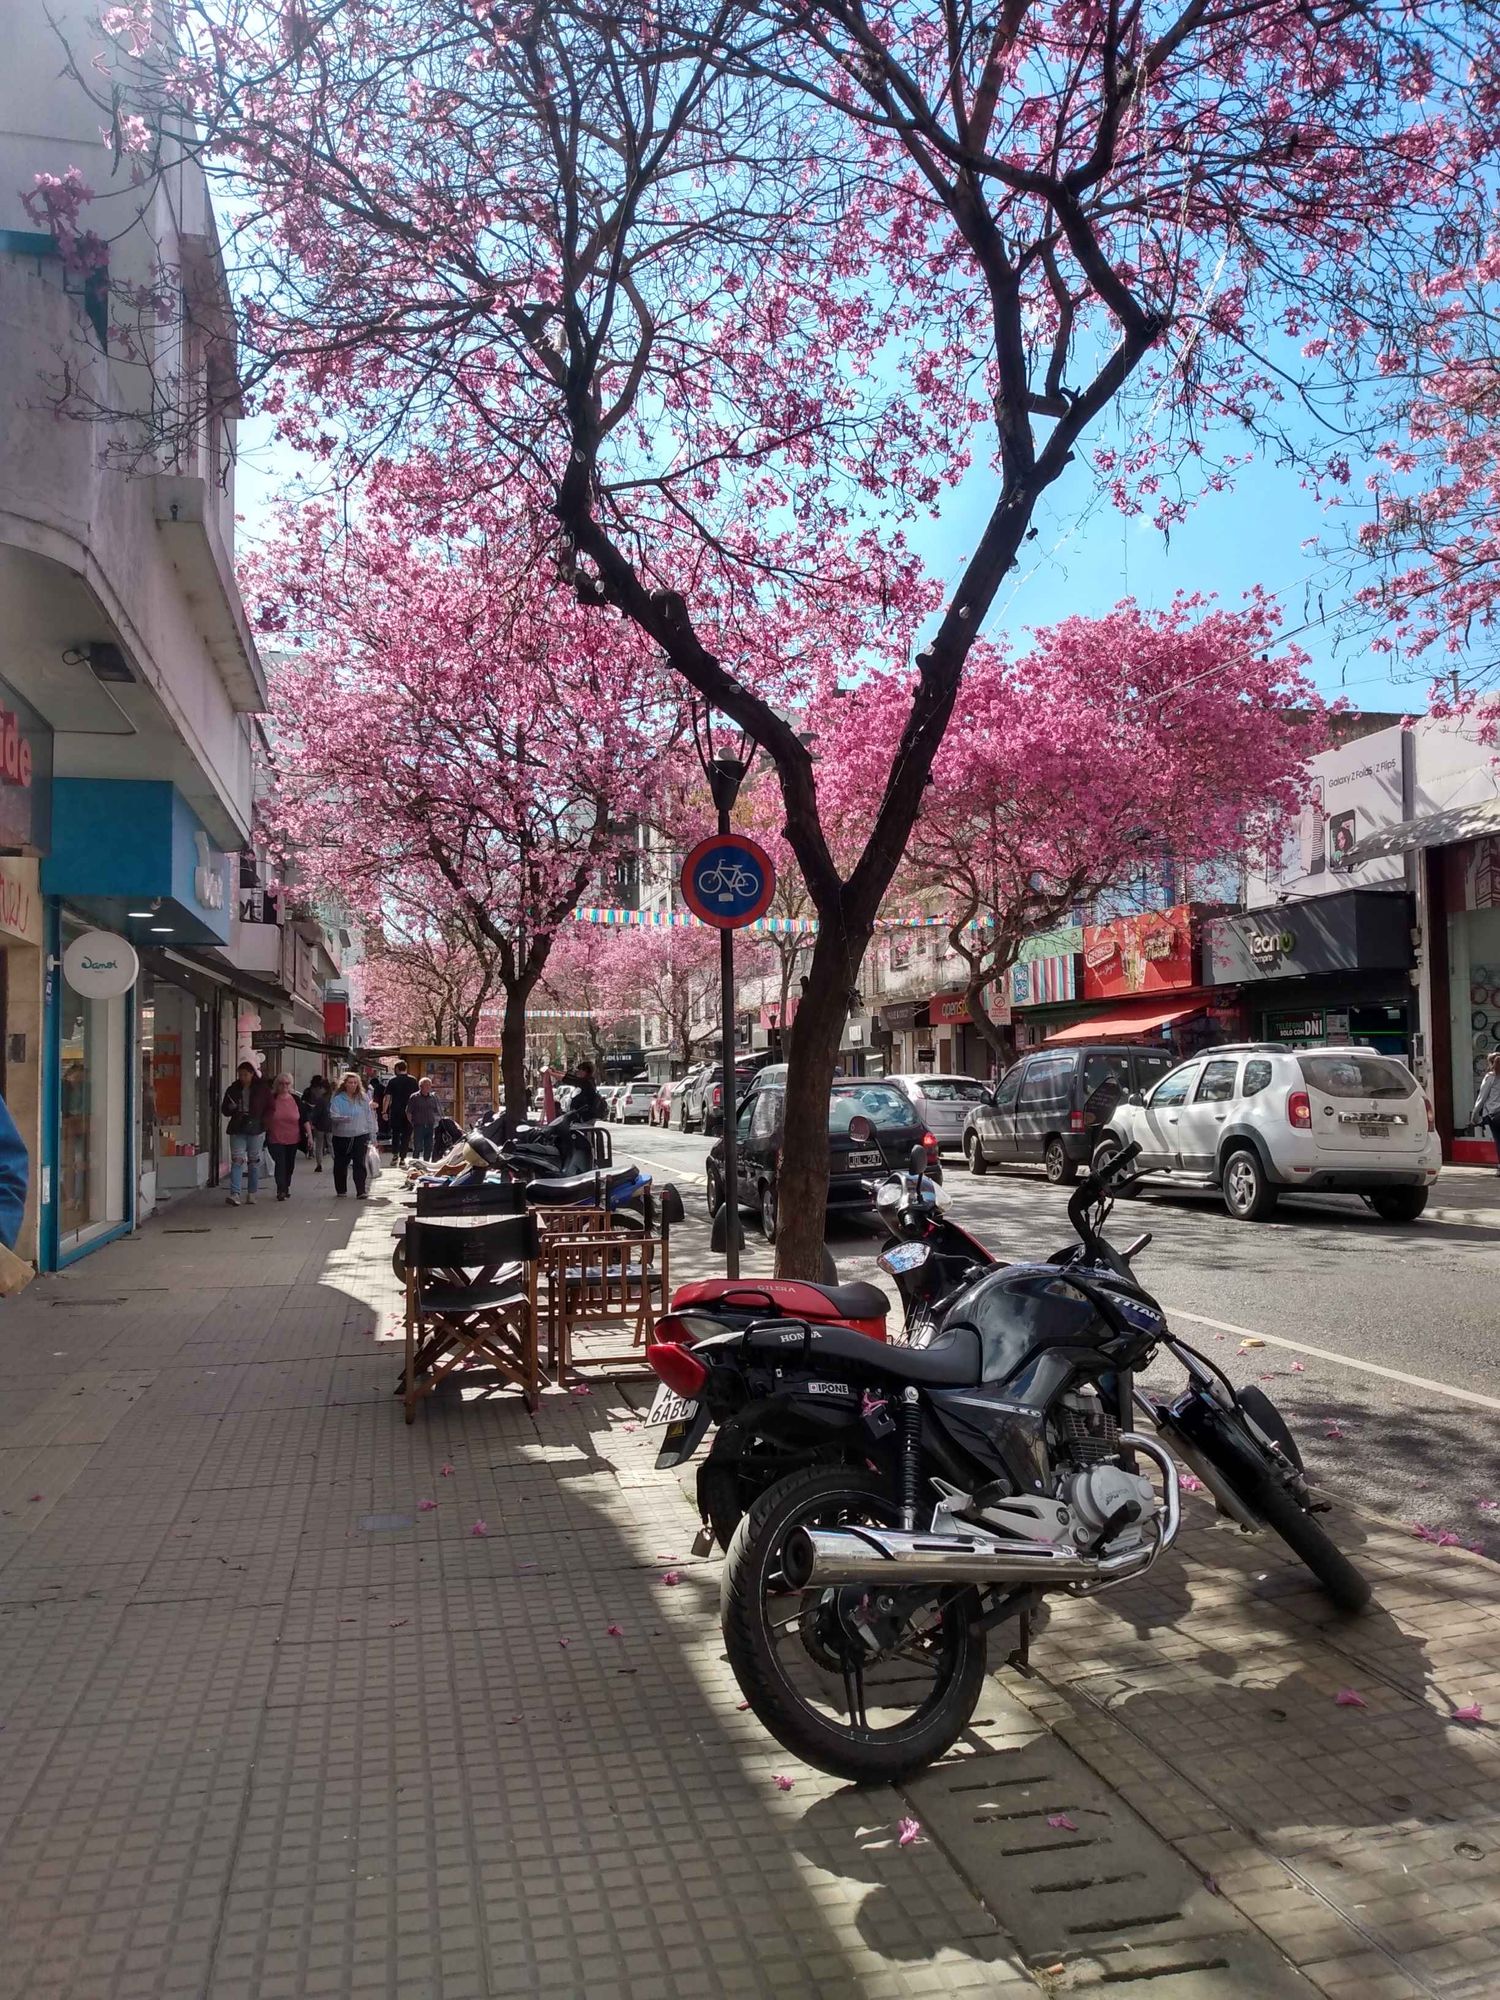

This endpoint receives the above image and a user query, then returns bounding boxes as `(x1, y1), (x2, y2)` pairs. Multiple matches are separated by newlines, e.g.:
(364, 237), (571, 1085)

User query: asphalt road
(617, 1117), (1500, 1556)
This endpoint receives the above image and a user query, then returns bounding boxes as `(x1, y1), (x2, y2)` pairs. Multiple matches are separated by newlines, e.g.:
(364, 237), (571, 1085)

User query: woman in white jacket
(327, 1072), (378, 1197)
(1473, 1053), (1500, 1174)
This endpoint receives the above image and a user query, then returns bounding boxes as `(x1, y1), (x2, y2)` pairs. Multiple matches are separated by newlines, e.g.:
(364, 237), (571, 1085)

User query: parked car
(649, 1081), (672, 1126)
(679, 1065), (713, 1133)
(888, 1072), (994, 1152)
(963, 1043), (1176, 1184)
(707, 1066), (941, 1241)
(653, 1078), (689, 1128)
(683, 1060), (760, 1135)
(1092, 1044), (1440, 1222)
(615, 1078), (657, 1124)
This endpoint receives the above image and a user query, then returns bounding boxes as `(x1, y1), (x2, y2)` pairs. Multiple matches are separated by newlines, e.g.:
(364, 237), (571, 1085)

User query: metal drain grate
(906, 1695), (1317, 1994)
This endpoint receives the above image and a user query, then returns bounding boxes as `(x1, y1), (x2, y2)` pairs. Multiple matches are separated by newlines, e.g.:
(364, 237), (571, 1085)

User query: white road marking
(634, 1148), (707, 1187)
(1167, 1307), (1500, 1414)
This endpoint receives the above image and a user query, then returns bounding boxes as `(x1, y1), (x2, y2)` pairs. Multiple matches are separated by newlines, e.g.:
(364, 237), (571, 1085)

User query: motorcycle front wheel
(720, 1465), (988, 1784)
(1191, 1408), (1370, 1613)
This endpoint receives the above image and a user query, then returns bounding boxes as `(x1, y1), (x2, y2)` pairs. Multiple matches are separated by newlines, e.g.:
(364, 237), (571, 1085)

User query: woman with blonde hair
(327, 1071), (377, 1198)
(263, 1072), (311, 1201)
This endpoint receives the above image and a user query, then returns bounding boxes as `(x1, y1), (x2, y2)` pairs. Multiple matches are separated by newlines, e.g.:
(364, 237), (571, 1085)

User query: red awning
(1043, 1001), (1201, 1044)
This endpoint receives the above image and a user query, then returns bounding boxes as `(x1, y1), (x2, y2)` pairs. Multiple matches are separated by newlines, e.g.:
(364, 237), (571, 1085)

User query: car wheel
(1367, 1187), (1429, 1223)
(1043, 1137), (1078, 1186)
(706, 1165), (724, 1216)
(1222, 1146), (1278, 1222)
(965, 1131), (987, 1177)
(1090, 1139), (1140, 1197)
(760, 1181), (779, 1243)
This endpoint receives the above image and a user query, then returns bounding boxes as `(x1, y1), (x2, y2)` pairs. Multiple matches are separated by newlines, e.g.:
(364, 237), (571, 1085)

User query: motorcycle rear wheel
(721, 1465), (987, 1784)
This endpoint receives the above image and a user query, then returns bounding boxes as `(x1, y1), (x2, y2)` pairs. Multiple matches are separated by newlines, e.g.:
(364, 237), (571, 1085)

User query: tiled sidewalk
(0, 1183), (1496, 1999)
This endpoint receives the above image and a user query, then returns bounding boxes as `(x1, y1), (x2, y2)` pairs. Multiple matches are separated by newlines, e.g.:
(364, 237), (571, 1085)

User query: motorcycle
(644, 1140), (1369, 1784)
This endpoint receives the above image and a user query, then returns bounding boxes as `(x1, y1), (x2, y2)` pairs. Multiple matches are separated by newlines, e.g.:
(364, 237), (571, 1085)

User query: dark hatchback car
(963, 1043), (1176, 1184)
(706, 1067), (941, 1241)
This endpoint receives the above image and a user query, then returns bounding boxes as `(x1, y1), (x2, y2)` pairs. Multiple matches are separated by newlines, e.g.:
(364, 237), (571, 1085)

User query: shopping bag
(0, 1241), (35, 1298)
(365, 1141), (384, 1182)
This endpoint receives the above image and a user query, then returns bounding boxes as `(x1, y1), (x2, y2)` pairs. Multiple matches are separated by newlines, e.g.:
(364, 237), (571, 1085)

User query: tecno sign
(1248, 926), (1295, 964)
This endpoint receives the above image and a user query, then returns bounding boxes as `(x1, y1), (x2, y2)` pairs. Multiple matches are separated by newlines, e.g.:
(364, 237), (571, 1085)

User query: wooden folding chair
(550, 1228), (670, 1380)
(403, 1212), (541, 1422)
(416, 1179), (527, 1217)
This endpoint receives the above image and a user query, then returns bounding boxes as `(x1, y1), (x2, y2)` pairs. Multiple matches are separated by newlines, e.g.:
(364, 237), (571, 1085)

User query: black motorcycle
(645, 1140), (1368, 1784)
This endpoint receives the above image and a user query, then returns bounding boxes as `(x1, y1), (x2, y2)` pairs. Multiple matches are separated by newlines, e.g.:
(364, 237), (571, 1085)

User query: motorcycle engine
(1060, 1463), (1159, 1543)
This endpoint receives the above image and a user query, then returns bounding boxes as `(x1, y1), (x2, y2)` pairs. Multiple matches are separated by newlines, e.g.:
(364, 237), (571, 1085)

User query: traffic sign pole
(716, 803), (740, 1277)
(681, 808), (777, 1278)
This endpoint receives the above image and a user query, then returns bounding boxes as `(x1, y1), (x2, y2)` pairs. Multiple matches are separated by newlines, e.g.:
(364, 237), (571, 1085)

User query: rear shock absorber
(899, 1386), (922, 1529)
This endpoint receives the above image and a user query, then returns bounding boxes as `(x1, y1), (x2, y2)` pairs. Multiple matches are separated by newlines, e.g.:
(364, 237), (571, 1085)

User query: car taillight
(646, 1342), (708, 1399)
(1425, 1095), (1436, 1133)
(1287, 1090), (1312, 1130)
(1069, 1110), (1086, 1132)
(923, 1131), (938, 1162)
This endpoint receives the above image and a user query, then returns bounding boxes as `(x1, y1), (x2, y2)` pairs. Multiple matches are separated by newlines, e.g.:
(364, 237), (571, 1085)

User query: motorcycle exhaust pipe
(783, 1434), (1180, 1591)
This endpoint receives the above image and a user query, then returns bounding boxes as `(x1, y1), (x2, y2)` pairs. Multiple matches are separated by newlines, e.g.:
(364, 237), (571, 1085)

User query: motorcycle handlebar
(1066, 1139), (1143, 1251)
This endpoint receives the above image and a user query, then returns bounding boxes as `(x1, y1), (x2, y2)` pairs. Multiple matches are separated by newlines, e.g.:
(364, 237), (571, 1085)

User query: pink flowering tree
(48, 0), (1500, 1272)
(253, 486), (681, 1127)
(360, 919), (498, 1047)
(536, 928), (652, 1070)
(828, 596), (1324, 1059)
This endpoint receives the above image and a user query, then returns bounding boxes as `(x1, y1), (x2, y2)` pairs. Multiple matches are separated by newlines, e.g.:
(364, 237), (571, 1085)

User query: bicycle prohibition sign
(679, 833), (777, 929)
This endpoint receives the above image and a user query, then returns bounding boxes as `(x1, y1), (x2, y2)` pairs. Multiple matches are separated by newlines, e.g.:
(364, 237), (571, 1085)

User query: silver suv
(1093, 1044), (1440, 1223)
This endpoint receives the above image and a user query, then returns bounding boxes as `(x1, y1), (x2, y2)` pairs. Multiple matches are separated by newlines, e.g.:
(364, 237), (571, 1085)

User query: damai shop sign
(1082, 906), (1199, 998)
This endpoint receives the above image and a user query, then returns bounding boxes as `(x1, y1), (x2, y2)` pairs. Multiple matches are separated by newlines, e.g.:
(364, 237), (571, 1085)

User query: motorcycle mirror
(908, 1143), (927, 1173)
(849, 1114), (875, 1144)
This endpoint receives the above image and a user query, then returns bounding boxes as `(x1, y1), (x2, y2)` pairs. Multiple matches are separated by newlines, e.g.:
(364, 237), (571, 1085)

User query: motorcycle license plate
(846, 1149), (882, 1169)
(648, 1386), (712, 1469)
(879, 1241), (931, 1275)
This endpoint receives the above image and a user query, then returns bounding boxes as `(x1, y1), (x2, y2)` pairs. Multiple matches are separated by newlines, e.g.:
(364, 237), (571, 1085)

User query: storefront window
(1448, 871), (1500, 1128)
(58, 916), (128, 1250)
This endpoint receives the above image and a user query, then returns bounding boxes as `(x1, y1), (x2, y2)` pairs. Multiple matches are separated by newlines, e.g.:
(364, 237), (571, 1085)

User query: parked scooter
(644, 1141), (1368, 1783)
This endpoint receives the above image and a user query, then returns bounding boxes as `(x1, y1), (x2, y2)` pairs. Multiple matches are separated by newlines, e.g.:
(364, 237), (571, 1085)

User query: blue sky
(235, 409), (1425, 719)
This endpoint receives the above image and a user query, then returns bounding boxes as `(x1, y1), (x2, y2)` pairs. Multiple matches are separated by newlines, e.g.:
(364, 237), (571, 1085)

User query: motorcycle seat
(745, 1320), (981, 1386)
(672, 1277), (887, 1327)
(525, 1171), (598, 1204)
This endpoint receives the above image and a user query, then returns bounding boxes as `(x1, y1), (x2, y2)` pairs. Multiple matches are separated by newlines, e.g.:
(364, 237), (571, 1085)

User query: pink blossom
(660, 1570), (682, 1586)
(773, 1774), (794, 1792)
(1451, 1703), (1484, 1724)
(1334, 1689), (1368, 1708)
(1046, 1813), (1079, 1831)
(897, 1817), (922, 1846)
(417, 1499), (438, 1512)
(470, 1520), (489, 1537)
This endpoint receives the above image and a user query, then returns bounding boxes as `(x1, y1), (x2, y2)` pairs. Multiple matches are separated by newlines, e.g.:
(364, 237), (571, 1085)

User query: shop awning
(1044, 1001), (1201, 1044)
(1348, 797), (1500, 864)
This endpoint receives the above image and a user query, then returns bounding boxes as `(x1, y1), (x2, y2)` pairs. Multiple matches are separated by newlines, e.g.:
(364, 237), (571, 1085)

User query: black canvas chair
(402, 1212), (541, 1422)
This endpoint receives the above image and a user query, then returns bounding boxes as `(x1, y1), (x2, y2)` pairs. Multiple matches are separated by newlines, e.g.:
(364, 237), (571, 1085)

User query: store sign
(63, 929), (139, 998)
(193, 831), (225, 911)
(1009, 951), (1080, 1007)
(1205, 890), (1412, 985)
(0, 679), (52, 855)
(1083, 906), (1197, 999)
(0, 856), (40, 947)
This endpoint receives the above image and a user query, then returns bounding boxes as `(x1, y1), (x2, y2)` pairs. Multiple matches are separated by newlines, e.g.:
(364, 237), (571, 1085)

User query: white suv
(1093, 1045), (1440, 1223)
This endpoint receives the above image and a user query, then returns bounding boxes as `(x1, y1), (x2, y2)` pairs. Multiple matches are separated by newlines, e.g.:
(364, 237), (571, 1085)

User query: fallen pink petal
(660, 1570), (682, 1585)
(470, 1520), (490, 1537)
(1324, 1423), (1346, 1440)
(1436, 1531), (1462, 1547)
(1046, 1813), (1079, 1831)
(1413, 1522), (1440, 1542)
(622, 1423), (638, 1433)
(559, 1637), (570, 1648)
(1334, 1689), (1368, 1708)
(1479, 1500), (1497, 1512)
(1179, 1473), (1203, 1493)
(26, 1494), (41, 1504)
(1452, 1703), (1484, 1723)
(440, 1464), (455, 1477)
(417, 1499), (437, 1512)
(606, 1623), (625, 1637)
(897, 1817), (922, 1846)
(569, 1384), (592, 1396)
(773, 1774), (794, 1791)
(1290, 1361), (1306, 1373)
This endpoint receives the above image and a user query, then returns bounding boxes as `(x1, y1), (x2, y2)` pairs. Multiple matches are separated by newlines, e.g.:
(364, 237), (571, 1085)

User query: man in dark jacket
(562, 1059), (606, 1123)
(381, 1060), (421, 1164)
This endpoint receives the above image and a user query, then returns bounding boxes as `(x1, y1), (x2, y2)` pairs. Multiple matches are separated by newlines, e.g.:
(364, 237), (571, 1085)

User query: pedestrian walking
(1473, 1052), (1500, 1175)
(328, 1072), (377, 1197)
(407, 1076), (441, 1161)
(0, 1085), (28, 1251)
(221, 1061), (272, 1205)
(263, 1074), (310, 1201)
(300, 1074), (333, 1172)
(382, 1060), (420, 1164)
(561, 1058), (606, 1123)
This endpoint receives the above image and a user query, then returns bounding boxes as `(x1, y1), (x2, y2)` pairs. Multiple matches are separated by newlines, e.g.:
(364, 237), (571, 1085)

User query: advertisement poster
(1083, 906), (1197, 998)
(154, 1030), (183, 1124)
(1246, 724), (1407, 908)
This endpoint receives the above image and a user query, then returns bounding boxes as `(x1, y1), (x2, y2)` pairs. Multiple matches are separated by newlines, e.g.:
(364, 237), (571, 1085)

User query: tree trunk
(775, 919), (869, 1279)
(499, 988), (530, 1138)
(777, 946), (795, 1060)
(965, 968), (1012, 1069)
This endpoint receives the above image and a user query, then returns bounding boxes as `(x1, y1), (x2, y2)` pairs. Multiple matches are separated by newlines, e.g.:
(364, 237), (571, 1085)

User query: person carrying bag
(327, 1072), (377, 1198)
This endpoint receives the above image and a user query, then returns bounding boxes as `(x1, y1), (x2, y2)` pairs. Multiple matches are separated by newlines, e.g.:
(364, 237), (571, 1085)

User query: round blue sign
(680, 833), (777, 930)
